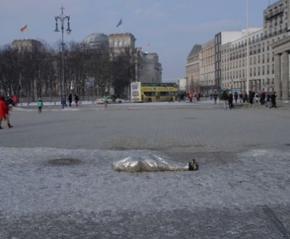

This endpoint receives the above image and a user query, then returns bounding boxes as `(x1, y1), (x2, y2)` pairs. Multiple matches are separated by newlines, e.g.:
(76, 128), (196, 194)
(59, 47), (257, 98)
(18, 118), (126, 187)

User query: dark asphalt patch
(46, 158), (82, 166)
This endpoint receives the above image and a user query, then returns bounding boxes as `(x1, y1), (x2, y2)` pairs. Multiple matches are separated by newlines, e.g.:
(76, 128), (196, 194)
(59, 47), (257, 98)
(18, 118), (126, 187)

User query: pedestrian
(260, 91), (266, 105)
(270, 92), (277, 108)
(189, 93), (193, 103)
(239, 93), (243, 103)
(266, 93), (271, 107)
(104, 96), (108, 109)
(243, 93), (248, 103)
(234, 92), (238, 104)
(249, 91), (254, 104)
(213, 92), (218, 104)
(74, 94), (79, 107)
(0, 96), (13, 129)
(228, 92), (234, 109)
(222, 90), (229, 109)
(255, 93), (259, 103)
(37, 98), (44, 113)
(68, 93), (73, 107)
(12, 95), (19, 106)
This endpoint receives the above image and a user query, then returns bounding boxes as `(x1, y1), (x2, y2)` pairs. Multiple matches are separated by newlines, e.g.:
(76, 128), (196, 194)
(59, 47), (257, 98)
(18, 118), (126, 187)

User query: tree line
(0, 41), (136, 101)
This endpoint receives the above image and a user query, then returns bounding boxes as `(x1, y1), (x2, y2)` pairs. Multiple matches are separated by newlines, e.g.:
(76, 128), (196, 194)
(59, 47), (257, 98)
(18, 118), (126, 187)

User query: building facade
(199, 40), (215, 96)
(187, 0), (290, 100)
(109, 33), (136, 56)
(138, 52), (162, 83)
(186, 44), (201, 94)
(83, 32), (163, 96)
(11, 39), (44, 52)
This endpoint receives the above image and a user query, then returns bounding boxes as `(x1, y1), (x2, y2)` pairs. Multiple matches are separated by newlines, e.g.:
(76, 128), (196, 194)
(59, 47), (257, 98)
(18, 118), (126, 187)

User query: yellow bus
(131, 82), (178, 102)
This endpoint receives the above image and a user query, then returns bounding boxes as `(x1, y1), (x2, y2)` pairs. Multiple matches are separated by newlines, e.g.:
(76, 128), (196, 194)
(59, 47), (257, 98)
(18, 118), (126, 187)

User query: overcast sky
(0, 0), (271, 82)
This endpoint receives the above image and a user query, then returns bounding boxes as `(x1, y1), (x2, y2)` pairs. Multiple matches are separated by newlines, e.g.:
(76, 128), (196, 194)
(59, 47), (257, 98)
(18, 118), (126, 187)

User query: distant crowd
(215, 91), (277, 109)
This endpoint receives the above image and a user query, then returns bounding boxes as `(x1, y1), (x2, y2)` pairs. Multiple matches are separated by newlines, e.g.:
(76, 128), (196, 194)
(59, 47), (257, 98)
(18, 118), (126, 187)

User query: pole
(54, 6), (71, 108)
(246, 0), (250, 94)
(61, 20), (65, 108)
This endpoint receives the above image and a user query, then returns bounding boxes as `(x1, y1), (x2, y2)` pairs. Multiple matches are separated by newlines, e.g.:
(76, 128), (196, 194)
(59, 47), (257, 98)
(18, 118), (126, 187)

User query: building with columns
(273, 37), (290, 100)
(186, 0), (290, 100)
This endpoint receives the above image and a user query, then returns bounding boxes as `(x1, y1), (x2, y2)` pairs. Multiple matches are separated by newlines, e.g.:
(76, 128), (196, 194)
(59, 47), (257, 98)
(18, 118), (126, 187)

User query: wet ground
(1, 102), (290, 238)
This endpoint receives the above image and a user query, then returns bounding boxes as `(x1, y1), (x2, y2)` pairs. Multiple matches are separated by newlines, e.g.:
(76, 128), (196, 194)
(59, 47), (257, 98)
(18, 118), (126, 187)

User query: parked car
(96, 97), (113, 104)
(115, 98), (125, 103)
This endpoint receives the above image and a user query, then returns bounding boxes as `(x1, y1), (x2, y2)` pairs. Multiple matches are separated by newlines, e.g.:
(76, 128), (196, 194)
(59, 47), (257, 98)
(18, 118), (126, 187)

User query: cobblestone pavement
(1, 101), (290, 152)
(1, 102), (290, 238)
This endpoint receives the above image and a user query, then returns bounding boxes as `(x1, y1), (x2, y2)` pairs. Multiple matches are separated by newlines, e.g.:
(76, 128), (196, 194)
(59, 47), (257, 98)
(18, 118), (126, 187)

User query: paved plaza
(1, 101), (290, 238)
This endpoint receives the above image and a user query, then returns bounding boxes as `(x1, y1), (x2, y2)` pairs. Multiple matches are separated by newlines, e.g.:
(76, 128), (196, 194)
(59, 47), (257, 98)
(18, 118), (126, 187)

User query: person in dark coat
(68, 93), (73, 107)
(228, 92), (234, 109)
(74, 94), (79, 107)
(260, 91), (266, 105)
(249, 91), (254, 104)
(270, 92), (277, 108)
(213, 91), (218, 104)
(234, 92), (238, 104)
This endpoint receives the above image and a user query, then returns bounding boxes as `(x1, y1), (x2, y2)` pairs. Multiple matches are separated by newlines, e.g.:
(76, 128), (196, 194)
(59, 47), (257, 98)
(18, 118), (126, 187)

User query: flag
(116, 19), (122, 28)
(20, 25), (28, 32)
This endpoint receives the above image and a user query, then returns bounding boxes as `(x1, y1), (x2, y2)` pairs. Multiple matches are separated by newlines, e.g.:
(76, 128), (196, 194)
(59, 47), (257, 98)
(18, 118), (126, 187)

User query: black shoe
(0, 126), (2, 129)
(8, 124), (13, 128)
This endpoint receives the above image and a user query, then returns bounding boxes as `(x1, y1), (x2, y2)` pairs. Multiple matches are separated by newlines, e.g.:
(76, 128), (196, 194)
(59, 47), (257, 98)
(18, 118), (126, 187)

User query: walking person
(74, 94), (79, 107)
(228, 92), (234, 109)
(222, 90), (229, 109)
(68, 93), (73, 107)
(234, 92), (238, 104)
(270, 92), (277, 108)
(37, 98), (44, 113)
(0, 96), (13, 129)
(249, 91), (254, 105)
(260, 91), (266, 105)
(239, 93), (243, 103)
(213, 91), (218, 104)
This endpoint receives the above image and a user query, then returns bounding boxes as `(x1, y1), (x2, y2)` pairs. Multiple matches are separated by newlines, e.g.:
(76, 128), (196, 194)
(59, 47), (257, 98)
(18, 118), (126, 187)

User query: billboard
(130, 82), (142, 102)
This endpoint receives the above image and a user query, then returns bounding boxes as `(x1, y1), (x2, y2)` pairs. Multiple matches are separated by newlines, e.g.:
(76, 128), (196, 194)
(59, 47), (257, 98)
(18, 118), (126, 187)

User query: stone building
(220, 28), (266, 92)
(82, 33), (109, 51)
(11, 39), (44, 52)
(187, 0), (290, 100)
(108, 33), (136, 56)
(83, 32), (163, 96)
(220, 0), (290, 99)
(186, 44), (201, 94)
(199, 39), (215, 96)
(138, 52), (162, 83)
(214, 31), (246, 90)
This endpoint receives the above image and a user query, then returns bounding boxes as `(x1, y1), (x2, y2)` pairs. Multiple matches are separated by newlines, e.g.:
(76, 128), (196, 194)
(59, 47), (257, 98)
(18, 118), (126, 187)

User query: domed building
(83, 33), (109, 50)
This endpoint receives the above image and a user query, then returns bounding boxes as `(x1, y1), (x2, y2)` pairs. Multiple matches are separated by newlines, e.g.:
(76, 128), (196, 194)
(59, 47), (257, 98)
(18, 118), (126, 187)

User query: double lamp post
(54, 6), (71, 108)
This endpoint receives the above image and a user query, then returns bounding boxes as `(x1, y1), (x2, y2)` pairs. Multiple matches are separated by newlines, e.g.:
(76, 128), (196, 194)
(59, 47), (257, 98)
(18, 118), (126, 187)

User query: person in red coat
(0, 96), (13, 129)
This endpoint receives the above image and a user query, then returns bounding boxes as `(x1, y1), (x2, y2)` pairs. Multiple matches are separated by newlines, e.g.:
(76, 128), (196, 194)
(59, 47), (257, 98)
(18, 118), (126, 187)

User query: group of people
(0, 96), (14, 129)
(187, 92), (202, 102)
(36, 94), (80, 112)
(68, 94), (79, 107)
(219, 90), (277, 109)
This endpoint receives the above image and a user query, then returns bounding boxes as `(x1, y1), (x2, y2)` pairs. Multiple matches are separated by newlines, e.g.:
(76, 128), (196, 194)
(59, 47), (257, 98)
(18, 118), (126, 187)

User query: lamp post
(54, 6), (71, 108)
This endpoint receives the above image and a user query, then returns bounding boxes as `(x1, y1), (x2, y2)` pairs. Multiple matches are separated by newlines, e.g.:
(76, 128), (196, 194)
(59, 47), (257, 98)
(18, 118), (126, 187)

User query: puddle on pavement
(46, 158), (82, 166)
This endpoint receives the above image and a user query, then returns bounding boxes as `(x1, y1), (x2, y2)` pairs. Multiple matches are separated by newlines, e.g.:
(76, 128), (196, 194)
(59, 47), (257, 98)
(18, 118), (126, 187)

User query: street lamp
(54, 6), (72, 108)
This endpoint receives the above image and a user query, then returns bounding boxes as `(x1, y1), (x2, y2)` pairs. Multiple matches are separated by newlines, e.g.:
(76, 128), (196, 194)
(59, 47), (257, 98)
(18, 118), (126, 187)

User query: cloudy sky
(0, 0), (270, 82)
